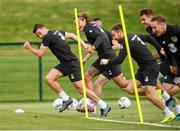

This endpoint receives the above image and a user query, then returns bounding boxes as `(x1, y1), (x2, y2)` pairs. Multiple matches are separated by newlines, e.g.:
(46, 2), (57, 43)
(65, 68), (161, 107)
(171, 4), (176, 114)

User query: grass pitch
(0, 100), (180, 130)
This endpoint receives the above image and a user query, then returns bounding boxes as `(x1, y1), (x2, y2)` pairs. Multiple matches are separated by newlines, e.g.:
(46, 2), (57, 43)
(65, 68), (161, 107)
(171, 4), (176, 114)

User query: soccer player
(100, 24), (175, 123)
(83, 17), (118, 64)
(91, 17), (102, 27)
(151, 15), (180, 87)
(139, 8), (154, 35)
(139, 8), (177, 108)
(91, 17), (119, 50)
(23, 24), (111, 117)
(76, 12), (128, 98)
(151, 15), (180, 119)
(82, 17), (121, 97)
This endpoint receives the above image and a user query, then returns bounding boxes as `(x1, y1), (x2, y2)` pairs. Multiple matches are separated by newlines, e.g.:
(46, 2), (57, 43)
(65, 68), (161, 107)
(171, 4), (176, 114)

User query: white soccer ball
(52, 98), (63, 110)
(77, 98), (95, 113)
(118, 97), (131, 109)
(67, 98), (78, 110)
(78, 98), (92, 108)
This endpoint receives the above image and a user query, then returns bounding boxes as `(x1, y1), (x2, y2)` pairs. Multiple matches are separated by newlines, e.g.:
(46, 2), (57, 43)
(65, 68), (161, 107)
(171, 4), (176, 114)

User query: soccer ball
(118, 97), (131, 109)
(77, 98), (95, 113)
(67, 98), (78, 110)
(52, 98), (63, 110)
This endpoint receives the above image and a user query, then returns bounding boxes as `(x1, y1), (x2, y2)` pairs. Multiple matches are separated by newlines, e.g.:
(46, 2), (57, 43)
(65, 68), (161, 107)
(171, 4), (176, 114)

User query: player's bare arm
(85, 44), (96, 54)
(65, 32), (88, 49)
(24, 41), (48, 57)
(82, 51), (95, 64)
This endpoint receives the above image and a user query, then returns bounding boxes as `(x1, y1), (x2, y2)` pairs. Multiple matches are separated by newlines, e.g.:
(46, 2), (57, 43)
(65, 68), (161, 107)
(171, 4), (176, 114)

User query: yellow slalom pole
(118, 5), (144, 123)
(74, 8), (88, 118)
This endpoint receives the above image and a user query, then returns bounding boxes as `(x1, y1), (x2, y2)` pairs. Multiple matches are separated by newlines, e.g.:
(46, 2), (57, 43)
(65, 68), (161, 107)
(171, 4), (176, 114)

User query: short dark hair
(92, 17), (101, 21)
(139, 8), (154, 16)
(151, 15), (166, 23)
(78, 12), (91, 23)
(33, 24), (44, 33)
(111, 24), (123, 31)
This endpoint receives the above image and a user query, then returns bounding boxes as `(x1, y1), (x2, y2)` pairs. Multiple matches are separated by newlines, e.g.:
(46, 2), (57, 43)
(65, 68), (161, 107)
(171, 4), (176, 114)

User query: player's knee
(128, 90), (134, 95)
(45, 76), (53, 84)
(75, 86), (83, 94)
(85, 72), (92, 82)
(126, 87), (134, 95)
(77, 89), (83, 94)
(169, 86), (180, 95)
(94, 81), (101, 88)
(146, 93), (153, 100)
(145, 90), (154, 100)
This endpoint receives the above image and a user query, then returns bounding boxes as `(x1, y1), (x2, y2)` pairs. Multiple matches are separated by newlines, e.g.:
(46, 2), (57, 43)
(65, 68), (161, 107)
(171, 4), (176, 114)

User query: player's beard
(117, 37), (123, 43)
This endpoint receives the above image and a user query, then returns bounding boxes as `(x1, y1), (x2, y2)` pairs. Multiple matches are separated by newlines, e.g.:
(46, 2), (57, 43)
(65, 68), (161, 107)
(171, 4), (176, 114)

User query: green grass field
(0, 100), (180, 130)
(0, 0), (180, 130)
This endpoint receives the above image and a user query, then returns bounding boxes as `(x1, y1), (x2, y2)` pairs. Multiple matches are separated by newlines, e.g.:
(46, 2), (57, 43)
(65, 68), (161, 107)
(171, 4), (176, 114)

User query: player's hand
(83, 44), (89, 49)
(82, 59), (87, 64)
(100, 59), (109, 65)
(86, 45), (95, 54)
(160, 48), (166, 56)
(170, 66), (177, 75)
(24, 42), (31, 49)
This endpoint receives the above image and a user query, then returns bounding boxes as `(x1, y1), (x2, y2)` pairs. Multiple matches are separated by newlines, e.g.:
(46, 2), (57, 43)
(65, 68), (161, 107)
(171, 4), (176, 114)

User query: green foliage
(0, 0), (180, 42)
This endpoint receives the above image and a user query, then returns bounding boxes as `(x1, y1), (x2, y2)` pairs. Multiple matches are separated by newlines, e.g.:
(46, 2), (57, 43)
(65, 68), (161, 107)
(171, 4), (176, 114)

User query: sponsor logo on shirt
(89, 30), (93, 33)
(144, 76), (149, 82)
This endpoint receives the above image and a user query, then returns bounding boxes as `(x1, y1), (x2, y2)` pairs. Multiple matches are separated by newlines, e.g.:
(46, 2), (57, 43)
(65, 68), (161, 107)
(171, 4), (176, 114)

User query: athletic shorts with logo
(135, 62), (159, 86)
(159, 59), (175, 84)
(54, 60), (81, 82)
(92, 59), (121, 79)
(159, 59), (180, 85)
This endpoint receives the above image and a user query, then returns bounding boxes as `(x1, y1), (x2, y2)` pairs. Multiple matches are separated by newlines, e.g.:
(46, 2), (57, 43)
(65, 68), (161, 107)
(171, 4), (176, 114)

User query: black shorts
(159, 59), (172, 76)
(163, 75), (175, 84)
(92, 59), (121, 79)
(135, 63), (159, 86)
(54, 60), (81, 82)
(159, 60), (175, 84)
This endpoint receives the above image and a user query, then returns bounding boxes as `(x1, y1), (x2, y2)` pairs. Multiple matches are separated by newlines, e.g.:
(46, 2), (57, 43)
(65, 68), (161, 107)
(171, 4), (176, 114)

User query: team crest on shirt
(89, 30), (93, 33)
(162, 41), (166, 45)
(171, 36), (178, 43)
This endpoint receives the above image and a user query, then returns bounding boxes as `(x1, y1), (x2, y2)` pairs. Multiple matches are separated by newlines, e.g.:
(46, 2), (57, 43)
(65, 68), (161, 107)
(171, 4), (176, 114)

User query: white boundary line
(87, 117), (180, 129)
